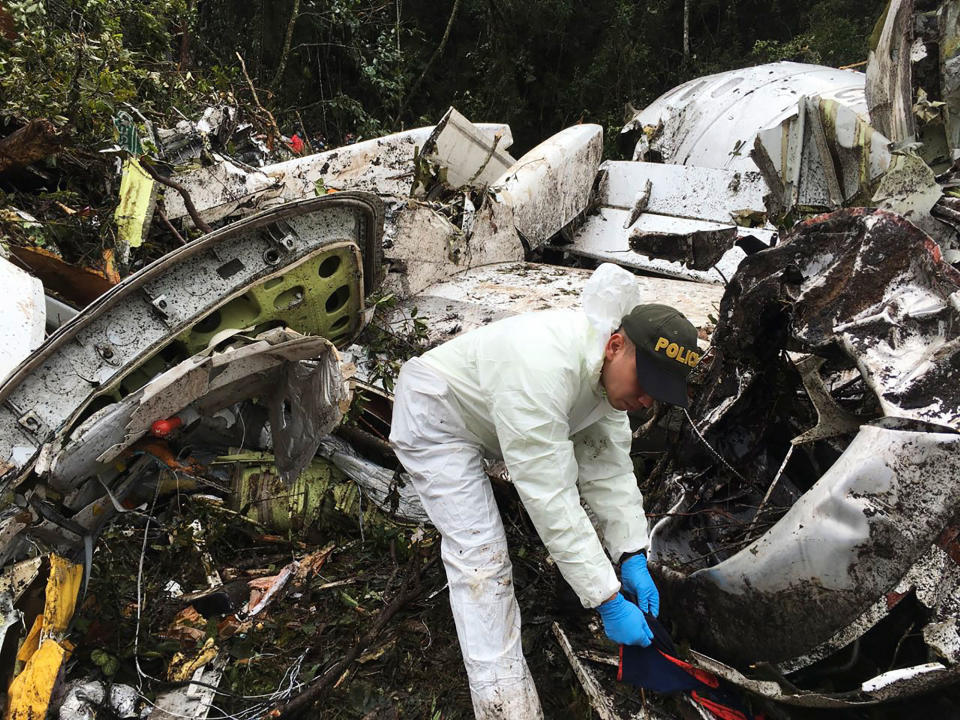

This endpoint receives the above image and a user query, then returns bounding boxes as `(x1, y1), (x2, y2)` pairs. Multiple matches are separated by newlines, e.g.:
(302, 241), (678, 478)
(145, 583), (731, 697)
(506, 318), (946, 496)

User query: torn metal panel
(789, 210), (960, 427)
(382, 202), (524, 298)
(265, 122), (512, 202)
(0, 192), (382, 488)
(866, 0), (917, 144)
(568, 160), (776, 279)
(46, 330), (349, 493)
(0, 556), (41, 601)
(751, 96), (892, 218)
(657, 424), (960, 666)
(790, 355), (862, 444)
(156, 105), (239, 165)
(270, 351), (353, 486)
(566, 206), (770, 284)
(597, 161), (769, 225)
(164, 153), (281, 226)
(621, 62), (868, 172)
(924, 618), (960, 663)
(646, 207), (960, 699)
(776, 544), (960, 674)
(383, 261), (724, 346)
(873, 151), (951, 245)
(0, 256), (45, 383)
(419, 107), (517, 190)
(224, 453), (349, 531)
(488, 124), (603, 249)
(628, 220), (739, 271)
(689, 647), (960, 708)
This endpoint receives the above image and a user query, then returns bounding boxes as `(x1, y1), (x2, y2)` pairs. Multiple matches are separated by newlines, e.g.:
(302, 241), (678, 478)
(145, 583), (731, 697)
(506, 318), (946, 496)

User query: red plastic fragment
(150, 416), (183, 438)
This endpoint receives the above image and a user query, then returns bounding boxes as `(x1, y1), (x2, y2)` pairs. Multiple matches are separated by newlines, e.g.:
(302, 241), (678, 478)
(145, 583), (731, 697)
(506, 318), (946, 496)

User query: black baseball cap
(621, 304), (700, 408)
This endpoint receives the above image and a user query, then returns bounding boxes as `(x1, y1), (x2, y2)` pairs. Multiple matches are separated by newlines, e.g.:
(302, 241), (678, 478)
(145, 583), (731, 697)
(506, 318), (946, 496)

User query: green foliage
(355, 293), (431, 393)
(1, 0), (887, 159)
(750, 0), (880, 67)
(0, 0), (216, 140)
(0, 0), (887, 274)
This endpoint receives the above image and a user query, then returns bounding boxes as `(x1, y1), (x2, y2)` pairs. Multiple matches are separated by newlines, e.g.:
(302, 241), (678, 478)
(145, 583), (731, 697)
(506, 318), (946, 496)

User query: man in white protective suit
(389, 264), (701, 718)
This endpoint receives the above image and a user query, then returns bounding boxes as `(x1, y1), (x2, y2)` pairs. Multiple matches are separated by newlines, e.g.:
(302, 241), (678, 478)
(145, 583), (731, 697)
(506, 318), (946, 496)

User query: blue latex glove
(621, 553), (660, 617)
(597, 593), (653, 647)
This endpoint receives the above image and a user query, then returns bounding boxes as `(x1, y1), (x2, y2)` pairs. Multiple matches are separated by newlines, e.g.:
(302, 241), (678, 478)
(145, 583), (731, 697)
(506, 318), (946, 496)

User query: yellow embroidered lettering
(688, 352), (700, 366)
(654, 337), (669, 353)
(666, 343), (679, 358)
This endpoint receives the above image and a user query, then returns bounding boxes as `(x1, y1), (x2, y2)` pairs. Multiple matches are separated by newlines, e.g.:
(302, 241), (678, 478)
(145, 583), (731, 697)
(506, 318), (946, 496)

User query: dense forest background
(2, 0), (886, 155)
(0, 0), (887, 270)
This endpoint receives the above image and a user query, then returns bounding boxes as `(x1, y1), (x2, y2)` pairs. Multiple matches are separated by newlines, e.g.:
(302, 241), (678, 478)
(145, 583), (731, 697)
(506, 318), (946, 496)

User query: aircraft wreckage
(1, 1), (960, 717)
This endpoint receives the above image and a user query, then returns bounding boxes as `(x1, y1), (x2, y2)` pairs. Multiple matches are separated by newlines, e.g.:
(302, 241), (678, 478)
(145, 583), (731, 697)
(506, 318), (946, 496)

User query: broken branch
(236, 51), (284, 151)
(270, 553), (437, 718)
(139, 161), (213, 234)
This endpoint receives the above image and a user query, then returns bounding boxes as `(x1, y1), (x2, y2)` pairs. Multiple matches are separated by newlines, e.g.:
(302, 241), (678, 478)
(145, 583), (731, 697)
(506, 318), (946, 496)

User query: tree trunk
(178, 0), (193, 71)
(683, 0), (691, 61)
(271, 0), (301, 88)
(0, 120), (62, 174)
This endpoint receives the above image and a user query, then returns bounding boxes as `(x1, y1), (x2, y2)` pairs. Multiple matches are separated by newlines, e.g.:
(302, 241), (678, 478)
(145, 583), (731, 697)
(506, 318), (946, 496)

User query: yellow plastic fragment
(114, 156), (157, 250)
(42, 554), (82, 639)
(15, 615), (42, 664)
(167, 637), (219, 682)
(4, 640), (66, 720)
(5, 556), (84, 719)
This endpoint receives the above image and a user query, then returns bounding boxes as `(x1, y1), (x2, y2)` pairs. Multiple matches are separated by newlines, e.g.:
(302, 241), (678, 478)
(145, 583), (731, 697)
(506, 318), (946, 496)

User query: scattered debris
(2, 4), (960, 715)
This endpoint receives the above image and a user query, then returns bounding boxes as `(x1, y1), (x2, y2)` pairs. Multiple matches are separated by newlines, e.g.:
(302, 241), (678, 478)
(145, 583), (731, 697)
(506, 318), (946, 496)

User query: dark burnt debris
(4, 1), (960, 718)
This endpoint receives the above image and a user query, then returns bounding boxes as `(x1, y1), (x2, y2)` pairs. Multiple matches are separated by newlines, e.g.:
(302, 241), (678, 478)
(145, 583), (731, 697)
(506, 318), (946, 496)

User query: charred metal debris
(2, 3), (960, 718)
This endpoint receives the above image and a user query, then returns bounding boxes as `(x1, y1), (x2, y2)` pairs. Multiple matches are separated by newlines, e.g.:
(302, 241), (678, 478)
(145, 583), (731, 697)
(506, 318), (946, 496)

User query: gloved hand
(621, 553), (659, 617)
(597, 593), (653, 647)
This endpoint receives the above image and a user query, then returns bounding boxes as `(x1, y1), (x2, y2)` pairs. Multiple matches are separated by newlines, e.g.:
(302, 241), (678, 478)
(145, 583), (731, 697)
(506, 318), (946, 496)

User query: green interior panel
(177, 241), (364, 355)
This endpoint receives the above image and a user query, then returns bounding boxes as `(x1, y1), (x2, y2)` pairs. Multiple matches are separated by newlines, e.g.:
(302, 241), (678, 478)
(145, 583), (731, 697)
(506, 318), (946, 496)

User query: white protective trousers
(390, 358), (544, 719)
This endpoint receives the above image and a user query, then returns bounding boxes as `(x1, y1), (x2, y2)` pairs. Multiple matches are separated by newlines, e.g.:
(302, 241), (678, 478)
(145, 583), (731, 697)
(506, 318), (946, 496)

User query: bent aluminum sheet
(167, 118), (512, 225)
(489, 124), (603, 249)
(0, 192), (383, 488)
(647, 207), (960, 701)
(46, 330), (347, 495)
(421, 107), (517, 190)
(655, 423), (960, 667)
(381, 201), (523, 298)
(689, 647), (960, 708)
(385, 261), (724, 345)
(622, 61), (868, 173)
(751, 96), (892, 217)
(568, 159), (777, 281)
(265, 121), (512, 202)
(164, 154), (280, 226)
(596, 160), (769, 224)
(566, 206), (773, 284)
(865, 0), (916, 144)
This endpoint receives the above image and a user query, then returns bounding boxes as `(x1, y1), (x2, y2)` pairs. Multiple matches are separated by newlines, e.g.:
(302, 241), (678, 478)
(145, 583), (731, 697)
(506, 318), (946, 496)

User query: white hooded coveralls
(389, 264), (650, 718)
